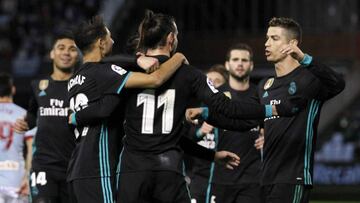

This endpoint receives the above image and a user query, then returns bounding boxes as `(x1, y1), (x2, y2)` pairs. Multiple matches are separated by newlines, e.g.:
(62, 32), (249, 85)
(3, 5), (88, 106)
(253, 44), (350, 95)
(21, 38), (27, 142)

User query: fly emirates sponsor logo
(40, 99), (69, 117)
(264, 99), (281, 121)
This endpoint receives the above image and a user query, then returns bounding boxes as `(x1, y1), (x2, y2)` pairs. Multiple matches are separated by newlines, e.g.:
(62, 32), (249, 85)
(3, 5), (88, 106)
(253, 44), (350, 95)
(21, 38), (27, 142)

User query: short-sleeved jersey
(67, 62), (130, 181)
(258, 64), (342, 186)
(212, 83), (261, 185)
(0, 103), (32, 190)
(120, 55), (266, 175)
(28, 77), (75, 172)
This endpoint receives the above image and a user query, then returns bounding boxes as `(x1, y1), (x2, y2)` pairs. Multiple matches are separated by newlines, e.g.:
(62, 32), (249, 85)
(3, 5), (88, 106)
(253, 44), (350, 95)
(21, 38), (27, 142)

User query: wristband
(201, 107), (209, 120)
(265, 105), (273, 117)
(71, 112), (77, 125)
(300, 54), (313, 66)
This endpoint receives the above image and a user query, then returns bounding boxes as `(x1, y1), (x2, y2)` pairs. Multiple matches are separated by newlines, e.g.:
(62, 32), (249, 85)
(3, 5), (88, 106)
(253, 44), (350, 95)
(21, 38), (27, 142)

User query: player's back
(0, 103), (27, 189)
(123, 56), (209, 154)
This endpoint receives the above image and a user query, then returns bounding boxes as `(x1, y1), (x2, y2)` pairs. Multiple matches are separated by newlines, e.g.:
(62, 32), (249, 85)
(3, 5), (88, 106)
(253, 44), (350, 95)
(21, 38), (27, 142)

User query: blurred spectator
(0, 0), (101, 76)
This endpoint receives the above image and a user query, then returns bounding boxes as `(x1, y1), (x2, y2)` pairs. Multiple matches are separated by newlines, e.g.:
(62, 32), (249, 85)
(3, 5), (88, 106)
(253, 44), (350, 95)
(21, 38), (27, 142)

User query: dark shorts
(209, 183), (263, 203)
(117, 171), (191, 203)
(68, 177), (116, 203)
(262, 184), (311, 203)
(29, 169), (68, 203)
(189, 176), (209, 203)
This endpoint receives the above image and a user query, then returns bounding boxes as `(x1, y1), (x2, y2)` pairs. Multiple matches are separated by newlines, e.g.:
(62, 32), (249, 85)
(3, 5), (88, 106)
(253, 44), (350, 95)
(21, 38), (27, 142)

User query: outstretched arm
(125, 52), (187, 88)
(185, 107), (259, 132)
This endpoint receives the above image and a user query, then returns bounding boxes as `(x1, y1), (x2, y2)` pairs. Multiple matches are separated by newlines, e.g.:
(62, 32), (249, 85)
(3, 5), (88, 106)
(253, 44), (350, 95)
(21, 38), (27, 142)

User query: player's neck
(83, 50), (102, 63)
(51, 68), (73, 81)
(0, 97), (12, 103)
(229, 76), (249, 91)
(146, 47), (170, 57)
(274, 57), (300, 77)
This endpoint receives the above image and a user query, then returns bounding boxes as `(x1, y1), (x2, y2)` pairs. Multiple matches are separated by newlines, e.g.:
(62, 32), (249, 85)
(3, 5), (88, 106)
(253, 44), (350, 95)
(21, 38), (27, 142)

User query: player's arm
(179, 136), (240, 170)
(185, 107), (258, 132)
(69, 94), (121, 126)
(190, 71), (303, 119)
(124, 52), (187, 88)
(14, 86), (37, 133)
(281, 44), (345, 100)
(18, 130), (34, 196)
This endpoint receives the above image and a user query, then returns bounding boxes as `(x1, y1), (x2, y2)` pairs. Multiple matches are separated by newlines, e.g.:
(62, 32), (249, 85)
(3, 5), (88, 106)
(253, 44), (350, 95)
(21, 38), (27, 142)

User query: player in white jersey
(0, 73), (34, 203)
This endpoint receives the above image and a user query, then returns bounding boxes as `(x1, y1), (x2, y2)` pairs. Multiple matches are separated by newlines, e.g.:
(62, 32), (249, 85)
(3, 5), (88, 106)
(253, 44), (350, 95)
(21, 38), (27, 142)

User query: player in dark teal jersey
(14, 31), (79, 203)
(67, 15), (188, 203)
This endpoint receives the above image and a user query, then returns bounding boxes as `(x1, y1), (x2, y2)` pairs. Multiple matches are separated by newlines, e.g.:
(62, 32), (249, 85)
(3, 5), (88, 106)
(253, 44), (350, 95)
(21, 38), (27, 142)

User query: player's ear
(167, 32), (174, 46)
(250, 61), (254, 72)
(50, 49), (55, 60)
(98, 38), (105, 50)
(225, 61), (230, 71)
(11, 86), (16, 96)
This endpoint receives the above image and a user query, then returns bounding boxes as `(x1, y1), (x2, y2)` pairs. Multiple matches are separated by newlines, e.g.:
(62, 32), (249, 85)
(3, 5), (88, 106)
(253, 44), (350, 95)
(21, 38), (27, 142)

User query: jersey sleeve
(26, 81), (39, 129)
(72, 94), (122, 126)
(95, 63), (132, 95)
(206, 108), (259, 131)
(305, 59), (345, 100)
(24, 127), (37, 140)
(188, 67), (267, 119)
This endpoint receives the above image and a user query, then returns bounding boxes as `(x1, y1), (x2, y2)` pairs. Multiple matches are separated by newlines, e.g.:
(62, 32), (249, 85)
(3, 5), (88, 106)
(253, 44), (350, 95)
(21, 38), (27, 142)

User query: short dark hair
(225, 43), (254, 61)
(52, 30), (75, 48)
(268, 17), (302, 44)
(206, 64), (229, 81)
(73, 15), (107, 54)
(0, 72), (13, 97)
(137, 10), (176, 51)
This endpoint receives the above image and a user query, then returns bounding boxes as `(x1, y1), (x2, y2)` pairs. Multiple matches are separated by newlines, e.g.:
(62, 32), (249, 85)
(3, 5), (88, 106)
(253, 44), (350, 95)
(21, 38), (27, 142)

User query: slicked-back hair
(0, 72), (13, 97)
(137, 10), (176, 51)
(225, 43), (254, 61)
(51, 30), (75, 48)
(206, 64), (229, 81)
(269, 17), (302, 44)
(73, 15), (107, 54)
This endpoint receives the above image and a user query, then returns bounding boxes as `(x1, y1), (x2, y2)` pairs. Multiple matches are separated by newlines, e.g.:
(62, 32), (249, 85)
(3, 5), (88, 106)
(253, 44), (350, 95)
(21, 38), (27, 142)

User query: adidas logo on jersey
(263, 91), (269, 98)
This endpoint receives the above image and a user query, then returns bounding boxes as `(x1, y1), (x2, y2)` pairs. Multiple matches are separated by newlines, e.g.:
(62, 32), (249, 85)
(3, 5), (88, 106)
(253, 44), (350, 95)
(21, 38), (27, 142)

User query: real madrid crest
(38, 79), (49, 96)
(264, 78), (274, 90)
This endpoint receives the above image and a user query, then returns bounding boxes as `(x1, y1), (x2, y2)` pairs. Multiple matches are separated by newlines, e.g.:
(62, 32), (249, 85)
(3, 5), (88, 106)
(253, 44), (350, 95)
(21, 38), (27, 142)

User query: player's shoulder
(30, 75), (51, 87)
(6, 103), (26, 117)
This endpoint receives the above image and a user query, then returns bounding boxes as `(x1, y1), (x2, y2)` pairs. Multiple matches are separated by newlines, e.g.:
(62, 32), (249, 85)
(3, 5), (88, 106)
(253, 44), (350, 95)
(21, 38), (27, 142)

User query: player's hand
(136, 52), (160, 73)
(214, 151), (240, 170)
(18, 177), (29, 196)
(280, 44), (305, 62)
(14, 118), (29, 133)
(199, 122), (214, 135)
(173, 52), (189, 65)
(185, 108), (203, 124)
(254, 129), (264, 150)
(68, 113), (73, 124)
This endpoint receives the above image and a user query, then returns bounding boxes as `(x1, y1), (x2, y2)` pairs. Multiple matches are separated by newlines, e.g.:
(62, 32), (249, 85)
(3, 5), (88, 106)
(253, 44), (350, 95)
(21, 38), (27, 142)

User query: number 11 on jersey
(137, 89), (175, 134)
